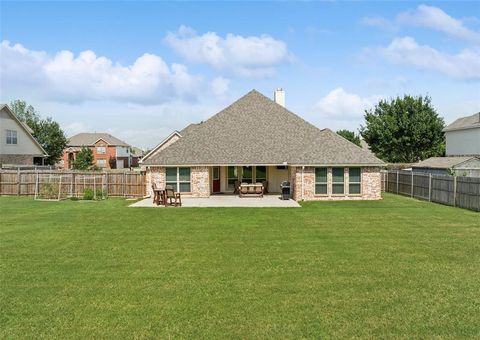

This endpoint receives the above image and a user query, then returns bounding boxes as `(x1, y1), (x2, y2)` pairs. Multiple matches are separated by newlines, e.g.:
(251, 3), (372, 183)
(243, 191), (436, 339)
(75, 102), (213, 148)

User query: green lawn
(1, 194), (479, 339)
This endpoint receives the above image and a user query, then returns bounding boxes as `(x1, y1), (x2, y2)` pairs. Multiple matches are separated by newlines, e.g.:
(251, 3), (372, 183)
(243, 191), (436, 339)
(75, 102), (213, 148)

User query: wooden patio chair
(152, 183), (160, 205)
(165, 185), (181, 207)
(234, 180), (241, 194)
(262, 180), (268, 194)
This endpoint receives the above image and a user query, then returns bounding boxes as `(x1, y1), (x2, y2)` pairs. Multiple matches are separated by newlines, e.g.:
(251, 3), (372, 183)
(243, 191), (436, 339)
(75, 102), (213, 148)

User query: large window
(6, 130), (17, 144)
(315, 168), (328, 195)
(166, 167), (191, 192)
(97, 146), (106, 154)
(255, 166), (267, 183)
(96, 159), (106, 167)
(349, 168), (361, 194)
(332, 167), (345, 194)
(227, 166), (238, 190)
(242, 166), (252, 183)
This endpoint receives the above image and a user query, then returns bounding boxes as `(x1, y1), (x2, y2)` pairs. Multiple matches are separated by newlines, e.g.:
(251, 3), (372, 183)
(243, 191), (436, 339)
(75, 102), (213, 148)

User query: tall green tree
(360, 95), (445, 163)
(72, 146), (94, 170)
(336, 129), (361, 146)
(10, 100), (68, 165)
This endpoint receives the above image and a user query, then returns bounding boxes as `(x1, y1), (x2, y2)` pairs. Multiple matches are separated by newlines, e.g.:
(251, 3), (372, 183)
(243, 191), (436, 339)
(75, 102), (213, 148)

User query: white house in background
(444, 112), (480, 156)
(0, 104), (47, 166)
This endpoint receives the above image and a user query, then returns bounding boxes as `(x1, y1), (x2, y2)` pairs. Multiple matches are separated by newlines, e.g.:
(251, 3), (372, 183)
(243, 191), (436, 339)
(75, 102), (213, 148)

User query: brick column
(146, 167), (165, 196)
(191, 166), (210, 198)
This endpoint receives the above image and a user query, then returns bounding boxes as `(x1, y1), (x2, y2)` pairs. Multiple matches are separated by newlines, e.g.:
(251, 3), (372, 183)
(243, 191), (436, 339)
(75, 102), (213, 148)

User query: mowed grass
(1, 194), (479, 339)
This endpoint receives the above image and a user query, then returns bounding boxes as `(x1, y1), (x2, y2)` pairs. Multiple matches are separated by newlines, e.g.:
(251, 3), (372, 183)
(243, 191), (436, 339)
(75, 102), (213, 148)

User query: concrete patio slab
(129, 195), (301, 208)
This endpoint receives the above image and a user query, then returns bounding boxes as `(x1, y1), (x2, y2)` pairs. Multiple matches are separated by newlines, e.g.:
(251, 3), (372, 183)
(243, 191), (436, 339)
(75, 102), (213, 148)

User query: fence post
(396, 171), (399, 194)
(453, 176), (457, 207)
(411, 171), (414, 198)
(17, 168), (21, 196)
(428, 174), (432, 202)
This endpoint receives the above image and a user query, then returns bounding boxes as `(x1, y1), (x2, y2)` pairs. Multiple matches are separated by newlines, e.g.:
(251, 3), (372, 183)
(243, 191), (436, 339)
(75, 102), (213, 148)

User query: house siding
(146, 166), (166, 197)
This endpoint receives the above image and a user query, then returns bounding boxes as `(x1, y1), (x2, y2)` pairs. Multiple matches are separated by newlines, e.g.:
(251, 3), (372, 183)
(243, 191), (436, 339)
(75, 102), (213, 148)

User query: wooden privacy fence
(0, 170), (146, 198)
(381, 170), (480, 212)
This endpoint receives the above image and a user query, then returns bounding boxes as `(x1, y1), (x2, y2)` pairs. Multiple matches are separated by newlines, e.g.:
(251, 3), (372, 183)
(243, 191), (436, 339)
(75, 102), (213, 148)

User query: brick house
(141, 90), (384, 201)
(0, 104), (47, 166)
(63, 133), (136, 169)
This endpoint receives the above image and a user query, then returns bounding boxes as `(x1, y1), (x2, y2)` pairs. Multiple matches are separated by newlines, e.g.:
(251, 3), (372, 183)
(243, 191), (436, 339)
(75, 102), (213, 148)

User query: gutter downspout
(301, 166), (305, 201)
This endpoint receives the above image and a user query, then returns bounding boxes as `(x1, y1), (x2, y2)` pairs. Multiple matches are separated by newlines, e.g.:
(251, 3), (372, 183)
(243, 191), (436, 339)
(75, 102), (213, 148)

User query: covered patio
(130, 195), (300, 208)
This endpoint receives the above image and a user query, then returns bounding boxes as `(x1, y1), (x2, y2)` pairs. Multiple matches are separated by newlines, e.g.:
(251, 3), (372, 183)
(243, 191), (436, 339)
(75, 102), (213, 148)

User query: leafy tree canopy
(360, 95), (445, 163)
(9, 100), (68, 165)
(336, 129), (361, 147)
(72, 146), (94, 170)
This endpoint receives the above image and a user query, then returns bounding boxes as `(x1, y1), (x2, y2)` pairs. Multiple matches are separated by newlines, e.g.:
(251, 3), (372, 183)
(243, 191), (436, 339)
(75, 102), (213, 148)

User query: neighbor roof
(143, 90), (384, 166)
(412, 156), (479, 169)
(68, 133), (130, 146)
(443, 112), (480, 132)
(0, 104), (48, 157)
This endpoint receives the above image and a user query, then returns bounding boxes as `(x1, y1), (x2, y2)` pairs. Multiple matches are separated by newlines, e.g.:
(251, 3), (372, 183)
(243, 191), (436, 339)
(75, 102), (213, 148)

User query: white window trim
(6, 129), (18, 145)
(314, 167), (328, 196)
(166, 167), (191, 192)
(332, 167), (345, 195)
(348, 167), (362, 195)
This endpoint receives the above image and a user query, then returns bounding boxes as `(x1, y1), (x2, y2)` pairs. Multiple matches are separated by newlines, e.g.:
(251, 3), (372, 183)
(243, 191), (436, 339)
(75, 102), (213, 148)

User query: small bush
(95, 188), (107, 199)
(83, 188), (94, 200)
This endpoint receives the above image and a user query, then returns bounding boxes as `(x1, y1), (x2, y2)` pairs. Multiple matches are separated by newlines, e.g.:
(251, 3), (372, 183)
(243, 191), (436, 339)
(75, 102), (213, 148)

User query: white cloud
(0, 40), (201, 104)
(379, 36), (480, 80)
(314, 88), (381, 119)
(361, 16), (398, 32)
(164, 25), (291, 77)
(397, 5), (480, 44)
(210, 76), (230, 98)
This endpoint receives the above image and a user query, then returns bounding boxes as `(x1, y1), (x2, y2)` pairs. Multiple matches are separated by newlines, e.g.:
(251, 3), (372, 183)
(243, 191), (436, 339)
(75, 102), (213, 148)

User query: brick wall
(191, 166), (210, 197)
(146, 166), (165, 197)
(0, 154), (34, 165)
(291, 166), (382, 201)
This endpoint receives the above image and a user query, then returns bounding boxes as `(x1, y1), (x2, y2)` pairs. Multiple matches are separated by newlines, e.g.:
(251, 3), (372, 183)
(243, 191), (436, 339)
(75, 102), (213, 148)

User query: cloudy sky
(1, 1), (479, 149)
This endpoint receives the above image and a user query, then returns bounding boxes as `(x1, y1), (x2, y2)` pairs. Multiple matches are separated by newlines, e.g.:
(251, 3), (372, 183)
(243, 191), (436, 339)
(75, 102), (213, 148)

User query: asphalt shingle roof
(412, 156), (479, 169)
(143, 90), (384, 166)
(68, 133), (130, 147)
(443, 112), (480, 132)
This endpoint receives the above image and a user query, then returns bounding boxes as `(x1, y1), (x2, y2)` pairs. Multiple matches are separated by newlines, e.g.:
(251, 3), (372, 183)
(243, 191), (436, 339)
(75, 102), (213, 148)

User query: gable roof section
(141, 131), (182, 163)
(143, 90), (384, 166)
(444, 112), (480, 132)
(68, 133), (130, 147)
(0, 104), (47, 156)
(412, 156), (479, 169)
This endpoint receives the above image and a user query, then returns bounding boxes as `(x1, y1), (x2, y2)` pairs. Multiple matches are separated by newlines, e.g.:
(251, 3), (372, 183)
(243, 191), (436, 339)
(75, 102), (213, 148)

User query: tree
(72, 146), (94, 170)
(9, 100), (68, 165)
(336, 129), (361, 146)
(108, 156), (117, 169)
(360, 95), (445, 163)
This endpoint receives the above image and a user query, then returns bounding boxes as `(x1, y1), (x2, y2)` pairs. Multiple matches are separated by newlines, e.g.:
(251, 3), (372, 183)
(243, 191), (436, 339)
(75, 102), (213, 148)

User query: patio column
(191, 166), (210, 198)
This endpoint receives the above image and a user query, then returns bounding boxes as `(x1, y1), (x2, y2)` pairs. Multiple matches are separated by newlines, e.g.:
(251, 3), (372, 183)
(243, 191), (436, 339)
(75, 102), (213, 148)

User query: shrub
(95, 188), (107, 199)
(83, 188), (94, 200)
(39, 183), (58, 199)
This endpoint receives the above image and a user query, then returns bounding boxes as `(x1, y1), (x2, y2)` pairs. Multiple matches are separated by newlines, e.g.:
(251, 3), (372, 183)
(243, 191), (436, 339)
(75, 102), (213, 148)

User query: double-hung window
(349, 168), (361, 194)
(242, 166), (252, 183)
(332, 167), (345, 194)
(6, 130), (17, 144)
(315, 168), (328, 195)
(166, 167), (191, 192)
(97, 146), (106, 154)
(255, 166), (267, 183)
(227, 166), (238, 190)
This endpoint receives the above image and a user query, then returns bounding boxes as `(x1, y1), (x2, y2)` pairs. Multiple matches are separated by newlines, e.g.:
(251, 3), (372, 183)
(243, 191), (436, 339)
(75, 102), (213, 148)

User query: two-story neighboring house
(444, 112), (480, 156)
(0, 104), (47, 166)
(63, 133), (135, 169)
(412, 112), (480, 177)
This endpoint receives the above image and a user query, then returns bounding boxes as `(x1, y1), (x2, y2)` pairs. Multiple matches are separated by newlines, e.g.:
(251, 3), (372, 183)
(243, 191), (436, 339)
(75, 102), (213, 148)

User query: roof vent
(274, 88), (285, 107)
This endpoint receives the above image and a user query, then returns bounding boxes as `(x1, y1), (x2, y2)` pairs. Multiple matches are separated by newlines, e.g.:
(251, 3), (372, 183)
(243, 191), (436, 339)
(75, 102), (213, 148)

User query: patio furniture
(165, 185), (182, 207)
(234, 180), (241, 194)
(261, 180), (268, 194)
(152, 183), (165, 206)
(239, 183), (264, 197)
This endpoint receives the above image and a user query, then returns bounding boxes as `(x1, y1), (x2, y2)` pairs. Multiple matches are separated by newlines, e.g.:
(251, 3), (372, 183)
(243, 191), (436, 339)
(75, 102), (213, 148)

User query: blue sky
(1, 1), (479, 148)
